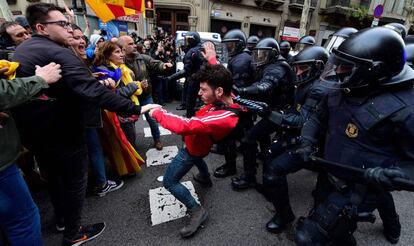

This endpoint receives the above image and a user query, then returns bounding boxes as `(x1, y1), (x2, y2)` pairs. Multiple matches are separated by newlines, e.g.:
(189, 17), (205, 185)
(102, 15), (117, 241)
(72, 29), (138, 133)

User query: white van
(174, 31), (228, 89)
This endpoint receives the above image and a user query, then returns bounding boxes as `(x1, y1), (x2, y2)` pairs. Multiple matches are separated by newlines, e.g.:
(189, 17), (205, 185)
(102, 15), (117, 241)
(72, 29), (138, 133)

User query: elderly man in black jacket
(11, 3), (159, 246)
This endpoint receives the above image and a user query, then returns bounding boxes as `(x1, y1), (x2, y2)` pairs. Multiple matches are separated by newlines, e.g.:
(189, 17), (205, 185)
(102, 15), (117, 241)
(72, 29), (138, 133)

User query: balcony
(289, 0), (318, 11)
(324, 0), (354, 15)
(254, 0), (285, 10)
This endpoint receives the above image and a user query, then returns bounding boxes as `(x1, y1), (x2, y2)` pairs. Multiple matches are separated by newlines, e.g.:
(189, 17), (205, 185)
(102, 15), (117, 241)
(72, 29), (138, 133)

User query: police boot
(382, 215), (400, 244)
(231, 174), (256, 190)
(214, 162), (237, 178)
(266, 209), (295, 234)
(193, 173), (213, 187)
(180, 205), (208, 238)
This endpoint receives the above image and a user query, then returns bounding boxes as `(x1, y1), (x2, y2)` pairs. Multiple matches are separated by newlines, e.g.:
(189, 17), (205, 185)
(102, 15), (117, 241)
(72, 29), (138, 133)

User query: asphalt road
(36, 101), (414, 246)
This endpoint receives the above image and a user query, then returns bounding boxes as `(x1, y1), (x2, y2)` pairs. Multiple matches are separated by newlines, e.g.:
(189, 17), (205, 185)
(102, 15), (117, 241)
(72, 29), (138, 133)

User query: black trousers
(186, 80), (200, 118)
(35, 143), (88, 239)
(241, 119), (275, 178)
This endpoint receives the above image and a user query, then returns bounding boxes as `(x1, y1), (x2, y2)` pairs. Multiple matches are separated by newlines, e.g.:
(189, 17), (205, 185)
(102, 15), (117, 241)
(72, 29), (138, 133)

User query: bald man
(119, 35), (172, 150)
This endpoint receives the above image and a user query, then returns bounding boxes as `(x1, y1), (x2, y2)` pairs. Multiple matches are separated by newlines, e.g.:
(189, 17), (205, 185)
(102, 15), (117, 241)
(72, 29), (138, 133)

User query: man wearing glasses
(12, 3), (160, 246)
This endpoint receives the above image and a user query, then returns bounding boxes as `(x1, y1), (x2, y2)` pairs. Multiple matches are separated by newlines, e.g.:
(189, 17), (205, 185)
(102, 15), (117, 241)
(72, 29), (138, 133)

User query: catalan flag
(86, 0), (144, 23)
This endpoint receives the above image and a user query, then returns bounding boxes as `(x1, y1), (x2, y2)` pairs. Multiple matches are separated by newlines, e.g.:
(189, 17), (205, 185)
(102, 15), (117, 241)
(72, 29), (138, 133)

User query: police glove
(292, 138), (314, 162)
(364, 167), (409, 191)
(232, 85), (244, 96)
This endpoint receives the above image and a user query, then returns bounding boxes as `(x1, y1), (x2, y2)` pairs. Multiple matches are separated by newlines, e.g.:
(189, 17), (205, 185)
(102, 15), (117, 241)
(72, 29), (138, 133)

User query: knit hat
(89, 34), (104, 46)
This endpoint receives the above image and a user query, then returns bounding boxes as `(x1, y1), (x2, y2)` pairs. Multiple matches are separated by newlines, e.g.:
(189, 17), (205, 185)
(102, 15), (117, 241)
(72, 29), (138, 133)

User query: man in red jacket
(149, 47), (241, 238)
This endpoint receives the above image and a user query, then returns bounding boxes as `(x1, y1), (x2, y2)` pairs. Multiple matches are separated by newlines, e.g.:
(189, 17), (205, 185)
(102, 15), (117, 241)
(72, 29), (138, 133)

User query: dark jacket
(11, 35), (142, 149)
(125, 53), (165, 100)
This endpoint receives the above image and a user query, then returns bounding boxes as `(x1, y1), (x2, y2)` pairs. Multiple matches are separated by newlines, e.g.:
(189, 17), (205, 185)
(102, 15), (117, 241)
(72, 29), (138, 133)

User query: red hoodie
(152, 103), (241, 157)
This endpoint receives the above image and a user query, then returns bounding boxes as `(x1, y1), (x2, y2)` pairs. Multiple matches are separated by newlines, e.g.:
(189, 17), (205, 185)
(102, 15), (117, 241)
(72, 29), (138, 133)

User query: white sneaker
(96, 180), (124, 197)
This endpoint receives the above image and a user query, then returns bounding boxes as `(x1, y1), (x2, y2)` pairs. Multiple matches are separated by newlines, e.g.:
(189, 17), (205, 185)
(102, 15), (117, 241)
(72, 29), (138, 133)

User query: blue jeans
(140, 96), (160, 141)
(86, 128), (107, 186)
(163, 148), (209, 209)
(0, 164), (42, 245)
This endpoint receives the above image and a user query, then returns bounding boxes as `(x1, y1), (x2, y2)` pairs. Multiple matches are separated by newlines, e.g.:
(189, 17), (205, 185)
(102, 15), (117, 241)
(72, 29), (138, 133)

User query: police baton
(310, 155), (414, 192)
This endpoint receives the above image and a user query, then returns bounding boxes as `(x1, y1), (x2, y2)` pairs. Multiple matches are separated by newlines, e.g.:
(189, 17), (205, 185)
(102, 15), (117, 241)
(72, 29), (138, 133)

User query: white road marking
(144, 126), (172, 138)
(149, 181), (200, 226)
(142, 115), (146, 121)
(146, 146), (178, 167)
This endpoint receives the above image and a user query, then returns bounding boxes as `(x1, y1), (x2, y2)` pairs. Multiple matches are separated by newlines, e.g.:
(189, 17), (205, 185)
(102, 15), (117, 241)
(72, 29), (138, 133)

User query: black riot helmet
(324, 27), (358, 53)
(246, 35), (259, 51)
(223, 29), (247, 57)
(184, 31), (200, 49)
(384, 22), (407, 39)
(252, 37), (279, 67)
(406, 44), (414, 68)
(297, 35), (315, 52)
(279, 41), (291, 59)
(320, 27), (414, 91)
(292, 46), (329, 85)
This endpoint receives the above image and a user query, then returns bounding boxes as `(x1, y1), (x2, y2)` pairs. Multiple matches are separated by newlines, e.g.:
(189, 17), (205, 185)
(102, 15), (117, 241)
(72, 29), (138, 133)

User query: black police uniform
(259, 46), (330, 233)
(214, 29), (255, 178)
(228, 51), (254, 88)
(295, 27), (414, 245)
(166, 32), (204, 117)
(231, 38), (295, 189)
(182, 43), (204, 117)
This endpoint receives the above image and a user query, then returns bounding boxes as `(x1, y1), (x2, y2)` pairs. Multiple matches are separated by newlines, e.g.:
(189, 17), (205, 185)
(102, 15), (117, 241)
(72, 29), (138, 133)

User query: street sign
(374, 4), (384, 18)
(371, 17), (380, 27)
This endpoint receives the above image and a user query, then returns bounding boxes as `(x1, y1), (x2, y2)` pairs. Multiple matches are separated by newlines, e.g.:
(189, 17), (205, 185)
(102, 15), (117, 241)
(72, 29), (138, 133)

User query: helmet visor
(293, 62), (312, 85)
(224, 41), (237, 56)
(324, 36), (346, 53)
(184, 36), (195, 48)
(252, 49), (271, 67)
(320, 54), (364, 89)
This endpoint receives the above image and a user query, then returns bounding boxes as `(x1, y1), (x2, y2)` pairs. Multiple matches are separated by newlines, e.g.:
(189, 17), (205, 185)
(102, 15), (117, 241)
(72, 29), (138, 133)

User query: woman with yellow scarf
(93, 41), (146, 176)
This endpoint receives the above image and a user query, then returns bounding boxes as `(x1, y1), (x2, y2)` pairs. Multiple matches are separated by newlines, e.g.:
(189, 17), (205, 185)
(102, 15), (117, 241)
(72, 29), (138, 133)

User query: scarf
(0, 60), (19, 79)
(109, 62), (142, 105)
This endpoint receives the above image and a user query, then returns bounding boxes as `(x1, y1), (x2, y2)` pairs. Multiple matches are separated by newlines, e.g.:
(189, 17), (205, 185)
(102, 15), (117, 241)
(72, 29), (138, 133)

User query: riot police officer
(258, 46), (329, 234)
(214, 29), (255, 178)
(297, 35), (315, 52)
(279, 41), (293, 63)
(295, 27), (414, 245)
(231, 38), (295, 189)
(166, 31), (204, 117)
(324, 27), (358, 53)
(244, 35), (259, 54)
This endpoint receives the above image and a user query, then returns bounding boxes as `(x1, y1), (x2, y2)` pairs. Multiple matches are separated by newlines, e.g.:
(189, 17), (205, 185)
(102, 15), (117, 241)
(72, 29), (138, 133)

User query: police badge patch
(296, 104), (301, 112)
(345, 123), (358, 138)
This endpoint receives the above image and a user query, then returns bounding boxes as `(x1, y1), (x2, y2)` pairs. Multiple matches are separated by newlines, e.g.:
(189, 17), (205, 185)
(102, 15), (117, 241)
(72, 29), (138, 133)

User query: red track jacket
(152, 103), (241, 157)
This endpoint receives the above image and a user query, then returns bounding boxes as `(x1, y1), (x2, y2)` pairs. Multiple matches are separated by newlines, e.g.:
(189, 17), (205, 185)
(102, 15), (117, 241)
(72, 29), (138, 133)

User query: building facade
(2, 0), (413, 45)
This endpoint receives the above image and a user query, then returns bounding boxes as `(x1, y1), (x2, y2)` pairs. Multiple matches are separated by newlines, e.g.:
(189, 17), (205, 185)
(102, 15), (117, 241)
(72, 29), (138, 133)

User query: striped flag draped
(85, 0), (144, 22)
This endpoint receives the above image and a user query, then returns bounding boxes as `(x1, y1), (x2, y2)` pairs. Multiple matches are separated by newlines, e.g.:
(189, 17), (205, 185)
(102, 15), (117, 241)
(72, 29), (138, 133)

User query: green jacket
(125, 53), (165, 100)
(0, 75), (48, 171)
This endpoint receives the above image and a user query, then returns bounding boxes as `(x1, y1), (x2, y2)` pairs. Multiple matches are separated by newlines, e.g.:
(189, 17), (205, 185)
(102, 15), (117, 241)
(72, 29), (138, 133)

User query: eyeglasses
(41, 21), (72, 30)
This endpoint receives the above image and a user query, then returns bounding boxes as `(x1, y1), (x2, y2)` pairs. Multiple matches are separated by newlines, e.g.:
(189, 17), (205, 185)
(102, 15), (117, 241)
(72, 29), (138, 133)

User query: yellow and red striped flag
(86, 0), (145, 23)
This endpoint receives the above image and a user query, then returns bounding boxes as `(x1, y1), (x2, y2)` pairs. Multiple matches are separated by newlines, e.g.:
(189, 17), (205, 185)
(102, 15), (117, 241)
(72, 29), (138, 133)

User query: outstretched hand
(141, 104), (162, 115)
